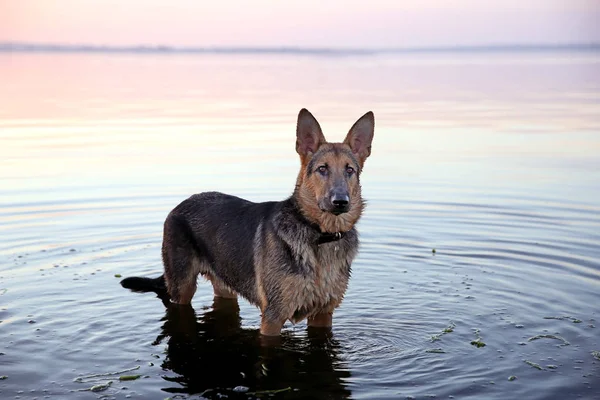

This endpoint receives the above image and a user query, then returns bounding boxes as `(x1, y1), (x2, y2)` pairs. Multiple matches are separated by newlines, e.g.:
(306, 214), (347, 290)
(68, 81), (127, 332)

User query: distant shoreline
(1, 42), (599, 55)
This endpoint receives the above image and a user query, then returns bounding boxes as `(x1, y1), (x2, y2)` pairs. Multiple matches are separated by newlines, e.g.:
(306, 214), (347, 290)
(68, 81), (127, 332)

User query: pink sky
(1, 0), (599, 48)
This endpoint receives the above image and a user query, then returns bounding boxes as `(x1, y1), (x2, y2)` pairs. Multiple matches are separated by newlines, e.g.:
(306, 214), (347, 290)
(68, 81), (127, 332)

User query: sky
(1, 0), (599, 48)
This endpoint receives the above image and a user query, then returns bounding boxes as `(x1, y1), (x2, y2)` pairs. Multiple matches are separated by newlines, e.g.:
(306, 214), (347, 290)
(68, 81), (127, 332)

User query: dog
(121, 108), (374, 336)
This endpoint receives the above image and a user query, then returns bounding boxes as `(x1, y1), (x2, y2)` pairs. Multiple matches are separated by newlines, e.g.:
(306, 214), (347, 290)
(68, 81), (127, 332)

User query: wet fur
(121, 109), (374, 336)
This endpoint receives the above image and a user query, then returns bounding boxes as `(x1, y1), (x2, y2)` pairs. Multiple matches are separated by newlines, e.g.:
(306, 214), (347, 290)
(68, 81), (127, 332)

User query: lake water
(0, 50), (599, 400)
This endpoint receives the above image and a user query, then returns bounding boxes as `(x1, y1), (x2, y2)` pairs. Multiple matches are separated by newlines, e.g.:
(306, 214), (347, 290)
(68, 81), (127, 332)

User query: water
(0, 50), (599, 400)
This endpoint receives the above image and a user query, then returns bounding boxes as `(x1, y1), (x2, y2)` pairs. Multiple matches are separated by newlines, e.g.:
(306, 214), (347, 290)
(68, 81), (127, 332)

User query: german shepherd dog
(121, 109), (375, 336)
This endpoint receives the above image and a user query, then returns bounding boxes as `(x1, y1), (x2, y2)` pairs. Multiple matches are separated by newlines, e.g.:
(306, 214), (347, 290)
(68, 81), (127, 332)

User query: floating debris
(247, 387), (292, 395)
(73, 365), (140, 382)
(508, 376), (517, 381)
(470, 328), (486, 348)
(114, 274), (122, 278)
(119, 374), (141, 381)
(592, 351), (600, 361)
(528, 334), (570, 346)
(525, 360), (544, 370)
(546, 365), (558, 369)
(260, 363), (269, 376)
(90, 381), (112, 392)
(426, 348), (446, 354)
(430, 322), (455, 342)
(543, 316), (582, 324)
(233, 386), (249, 393)
(0, 375), (7, 380)
(432, 249), (436, 254)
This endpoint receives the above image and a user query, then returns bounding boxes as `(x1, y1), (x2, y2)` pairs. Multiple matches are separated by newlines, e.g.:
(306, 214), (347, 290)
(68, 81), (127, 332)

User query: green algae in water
(119, 374), (141, 381)
(430, 322), (455, 342)
(543, 316), (582, 324)
(470, 328), (485, 347)
(508, 376), (517, 381)
(525, 360), (544, 370)
(74, 365), (140, 382)
(426, 348), (445, 354)
(528, 334), (570, 346)
(592, 351), (600, 361)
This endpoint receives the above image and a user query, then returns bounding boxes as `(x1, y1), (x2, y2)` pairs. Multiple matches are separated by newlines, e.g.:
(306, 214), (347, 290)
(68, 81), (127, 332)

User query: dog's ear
(344, 111), (374, 166)
(296, 108), (326, 157)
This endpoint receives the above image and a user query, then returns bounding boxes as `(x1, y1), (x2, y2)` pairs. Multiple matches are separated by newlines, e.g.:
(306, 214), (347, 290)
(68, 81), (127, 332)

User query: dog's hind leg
(162, 215), (202, 304)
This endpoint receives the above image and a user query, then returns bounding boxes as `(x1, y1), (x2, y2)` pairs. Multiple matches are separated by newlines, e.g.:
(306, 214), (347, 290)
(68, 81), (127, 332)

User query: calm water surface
(0, 51), (599, 400)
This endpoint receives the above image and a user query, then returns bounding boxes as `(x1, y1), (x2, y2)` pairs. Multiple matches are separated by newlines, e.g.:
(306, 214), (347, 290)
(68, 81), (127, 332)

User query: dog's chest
(293, 244), (351, 311)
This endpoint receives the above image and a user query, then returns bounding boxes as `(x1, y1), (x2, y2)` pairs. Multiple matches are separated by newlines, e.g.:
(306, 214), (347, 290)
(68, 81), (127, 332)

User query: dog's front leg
(307, 312), (333, 328)
(260, 316), (285, 336)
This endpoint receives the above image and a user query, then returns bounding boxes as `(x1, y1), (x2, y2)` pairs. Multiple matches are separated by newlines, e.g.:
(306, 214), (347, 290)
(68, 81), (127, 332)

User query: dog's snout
(332, 194), (349, 207)
(330, 193), (350, 215)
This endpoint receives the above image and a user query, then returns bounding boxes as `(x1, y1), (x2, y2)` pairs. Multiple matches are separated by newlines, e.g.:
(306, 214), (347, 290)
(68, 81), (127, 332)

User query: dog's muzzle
(330, 193), (350, 215)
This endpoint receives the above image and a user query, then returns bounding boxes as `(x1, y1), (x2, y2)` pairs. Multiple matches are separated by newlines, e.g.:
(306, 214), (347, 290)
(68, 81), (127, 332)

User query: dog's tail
(120, 275), (167, 297)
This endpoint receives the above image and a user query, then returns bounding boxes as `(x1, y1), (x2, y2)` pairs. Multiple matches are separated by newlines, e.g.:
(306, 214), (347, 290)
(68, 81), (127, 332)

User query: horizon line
(1, 41), (599, 55)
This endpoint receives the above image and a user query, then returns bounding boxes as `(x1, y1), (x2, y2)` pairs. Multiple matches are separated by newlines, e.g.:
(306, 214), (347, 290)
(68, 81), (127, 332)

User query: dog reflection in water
(154, 297), (352, 399)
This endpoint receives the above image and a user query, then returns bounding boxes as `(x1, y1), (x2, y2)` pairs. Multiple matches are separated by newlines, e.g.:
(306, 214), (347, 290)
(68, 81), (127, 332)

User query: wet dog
(121, 108), (375, 336)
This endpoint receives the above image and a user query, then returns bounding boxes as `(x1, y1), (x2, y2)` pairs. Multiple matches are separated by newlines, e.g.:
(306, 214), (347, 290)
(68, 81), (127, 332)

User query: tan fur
(274, 242), (353, 324)
(295, 143), (365, 233)
(307, 312), (333, 327)
(207, 274), (237, 299)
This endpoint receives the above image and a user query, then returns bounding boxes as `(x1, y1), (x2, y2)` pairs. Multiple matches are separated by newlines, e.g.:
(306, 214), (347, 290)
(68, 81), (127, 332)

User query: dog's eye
(317, 165), (328, 174)
(346, 166), (355, 175)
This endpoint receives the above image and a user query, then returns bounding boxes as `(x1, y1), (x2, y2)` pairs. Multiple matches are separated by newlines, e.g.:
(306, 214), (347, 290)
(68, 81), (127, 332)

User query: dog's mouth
(331, 207), (348, 216)
(320, 204), (350, 215)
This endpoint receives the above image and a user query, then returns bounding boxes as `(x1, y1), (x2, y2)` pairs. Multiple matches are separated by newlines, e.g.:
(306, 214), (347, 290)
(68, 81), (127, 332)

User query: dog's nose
(331, 194), (350, 208)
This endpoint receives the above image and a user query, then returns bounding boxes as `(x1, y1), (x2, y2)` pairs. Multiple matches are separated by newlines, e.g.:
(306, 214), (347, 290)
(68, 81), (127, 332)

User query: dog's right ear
(296, 108), (326, 158)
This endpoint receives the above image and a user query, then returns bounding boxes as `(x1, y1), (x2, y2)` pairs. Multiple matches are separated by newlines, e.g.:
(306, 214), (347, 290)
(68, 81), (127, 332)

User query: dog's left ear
(296, 108), (326, 158)
(344, 111), (374, 166)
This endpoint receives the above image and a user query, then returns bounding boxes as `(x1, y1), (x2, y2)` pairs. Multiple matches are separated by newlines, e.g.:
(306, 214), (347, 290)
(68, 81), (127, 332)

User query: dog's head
(294, 108), (374, 233)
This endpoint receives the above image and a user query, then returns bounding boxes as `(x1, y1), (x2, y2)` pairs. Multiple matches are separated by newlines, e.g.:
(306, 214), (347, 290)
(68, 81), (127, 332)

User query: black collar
(317, 231), (345, 245)
(288, 196), (346, 246)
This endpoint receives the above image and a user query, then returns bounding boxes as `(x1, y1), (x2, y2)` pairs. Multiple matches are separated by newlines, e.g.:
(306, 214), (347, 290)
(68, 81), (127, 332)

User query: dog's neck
(288, 196), (347, 245)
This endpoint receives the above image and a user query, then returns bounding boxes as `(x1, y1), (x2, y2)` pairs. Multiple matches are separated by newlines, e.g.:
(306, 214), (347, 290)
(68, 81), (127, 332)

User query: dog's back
(162, 191), (279, 305)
